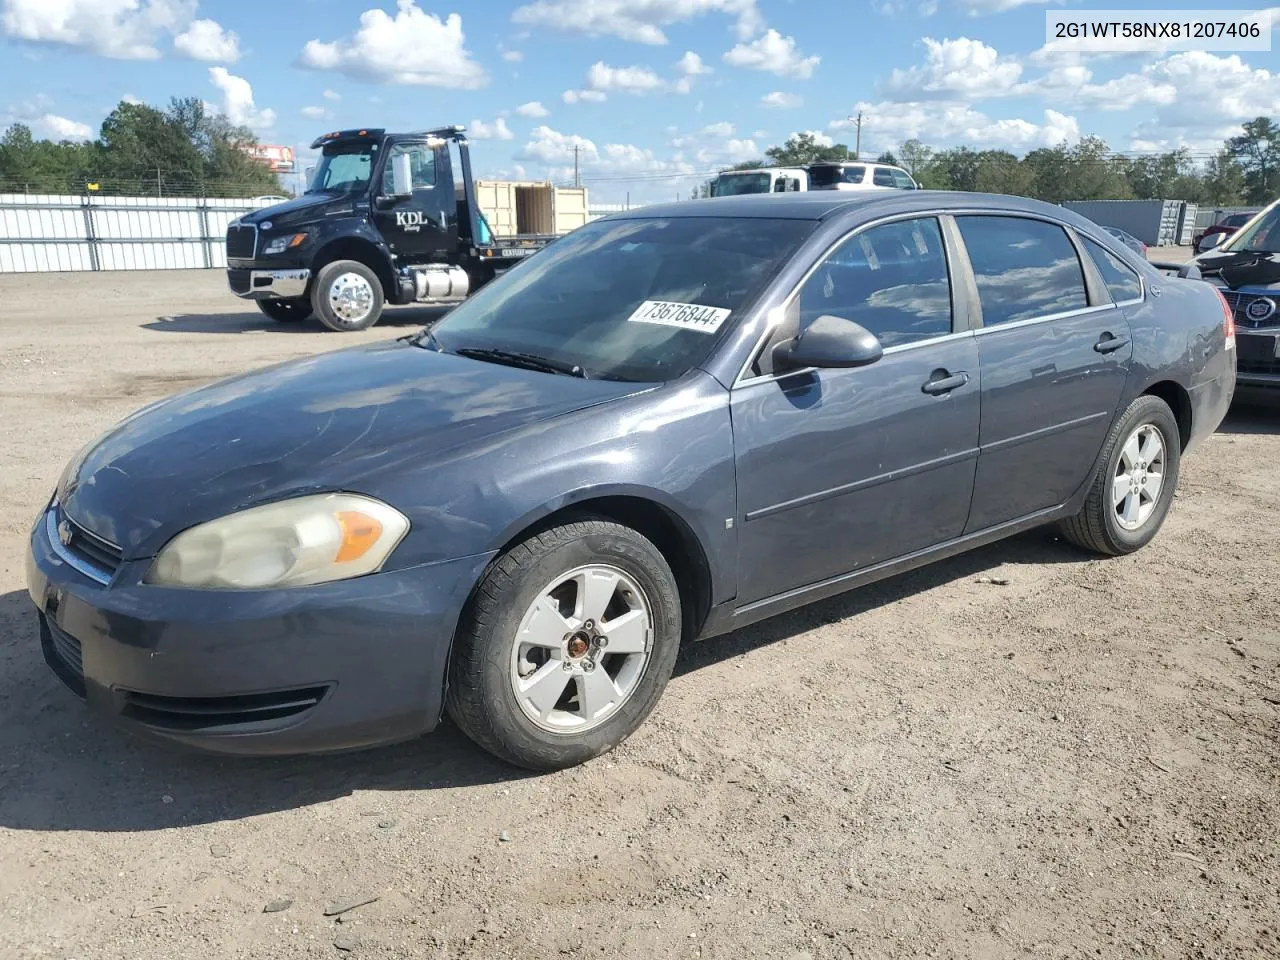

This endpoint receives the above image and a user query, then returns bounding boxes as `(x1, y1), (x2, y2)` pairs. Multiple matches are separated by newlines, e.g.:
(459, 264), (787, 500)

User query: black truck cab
(226, 126), (548, 331)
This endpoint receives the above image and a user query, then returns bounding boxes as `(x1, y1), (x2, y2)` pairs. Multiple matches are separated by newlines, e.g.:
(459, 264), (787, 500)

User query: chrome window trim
(45, 510), (113, 586)
(737, 329), (980, 389)
(973, 302), (1118, 336)
(733, 210), (956, 387)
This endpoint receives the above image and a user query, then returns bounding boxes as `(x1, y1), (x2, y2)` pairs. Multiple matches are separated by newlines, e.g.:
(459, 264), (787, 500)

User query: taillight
(1215, 288), (1235, 349)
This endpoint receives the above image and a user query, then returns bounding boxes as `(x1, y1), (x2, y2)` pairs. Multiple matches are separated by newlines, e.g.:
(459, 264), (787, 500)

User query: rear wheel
(256, 298), (311, 323)
(446, 520), (682, 770)
(1060, 395), (1181, 555)
(311, 260), (384, 332)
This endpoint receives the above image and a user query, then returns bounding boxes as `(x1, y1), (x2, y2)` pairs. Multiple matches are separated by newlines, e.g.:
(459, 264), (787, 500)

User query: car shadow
(143, 305), (454, 335)
(1219, 403), (1280, 435)
(0, 528), (1087, 834)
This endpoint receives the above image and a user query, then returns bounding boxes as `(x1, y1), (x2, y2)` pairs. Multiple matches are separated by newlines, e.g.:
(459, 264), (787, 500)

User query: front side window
(1083, 236), (1142, 303)
(956, 216), (1088, 326)
(873, 168), (896, 187)
(891, 169), (917, 190)
(384, 142), (436, 192)
(795, 216), (953, 349)
(308, 142), (376, 195)
(429, 217), (816, 382)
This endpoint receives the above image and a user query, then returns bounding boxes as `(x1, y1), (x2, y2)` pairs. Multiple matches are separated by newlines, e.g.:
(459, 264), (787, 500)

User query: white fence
(0, 194), (266, 274)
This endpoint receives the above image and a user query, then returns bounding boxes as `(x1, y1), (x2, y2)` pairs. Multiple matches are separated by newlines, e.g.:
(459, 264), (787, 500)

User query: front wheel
(311, 260), (384, 332)
(1060, 395), (1181, 556)
(446, 521), (682, 770)
(256, 298), (311, 323)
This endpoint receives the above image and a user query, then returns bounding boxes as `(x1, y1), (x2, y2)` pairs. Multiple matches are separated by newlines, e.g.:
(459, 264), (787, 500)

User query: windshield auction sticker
(627, 300), (732, 334)
(1046, 9), (1271, 52)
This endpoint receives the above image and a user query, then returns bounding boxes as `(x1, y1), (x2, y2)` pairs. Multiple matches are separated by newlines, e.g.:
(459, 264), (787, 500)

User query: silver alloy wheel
(1113, 422), (1166, 531)
(509, 564), (653, 733)
(327, 271), (375, 325)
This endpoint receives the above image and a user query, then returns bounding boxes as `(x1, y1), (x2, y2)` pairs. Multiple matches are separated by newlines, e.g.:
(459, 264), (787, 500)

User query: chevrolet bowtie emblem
(57, 519), (73, 547)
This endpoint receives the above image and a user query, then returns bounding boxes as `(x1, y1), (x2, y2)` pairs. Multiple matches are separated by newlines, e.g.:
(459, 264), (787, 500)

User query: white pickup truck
(709, 167), (809, 196)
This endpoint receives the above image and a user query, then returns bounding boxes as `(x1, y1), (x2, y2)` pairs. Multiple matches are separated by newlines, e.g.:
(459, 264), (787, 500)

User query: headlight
(262, 233), (308, 255)
(146, 493), (409, 589)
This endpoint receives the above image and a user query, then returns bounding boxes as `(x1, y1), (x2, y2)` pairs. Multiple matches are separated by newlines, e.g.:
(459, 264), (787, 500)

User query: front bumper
(227, 268), (310, 300)
(25, 504), (493, 755)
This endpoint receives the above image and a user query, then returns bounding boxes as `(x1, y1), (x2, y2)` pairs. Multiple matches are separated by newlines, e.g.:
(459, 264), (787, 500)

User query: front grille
(226, 223), (257, 260)
(227, 268), (252, 295)
(40, 616), (86, 698)
(120, 686), (330, 732)
(55, 507), (122, 581)
(1221, 290), (1280, 330)
(1238, 358), (1280, 377)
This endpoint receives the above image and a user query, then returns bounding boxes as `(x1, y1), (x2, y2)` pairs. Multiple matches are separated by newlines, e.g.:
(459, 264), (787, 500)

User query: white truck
(709, 167), (809, 196)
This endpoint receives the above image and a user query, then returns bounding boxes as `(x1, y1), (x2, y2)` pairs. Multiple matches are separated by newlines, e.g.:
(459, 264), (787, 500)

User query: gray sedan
(28, 191), (1236, 769)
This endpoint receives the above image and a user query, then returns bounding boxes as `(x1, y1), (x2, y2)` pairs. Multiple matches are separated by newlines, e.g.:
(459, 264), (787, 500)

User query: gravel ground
(0, 269), (1277, 960)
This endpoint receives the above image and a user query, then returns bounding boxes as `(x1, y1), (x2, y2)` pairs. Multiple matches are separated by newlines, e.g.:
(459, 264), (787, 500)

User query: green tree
(897, 139), (933, 178)
(973, 150), (1035, 197)
(1201, 150), (1248, 205)
(765, 132), (852, 166)
(1226, 116), (1280, 204)
(875, 150), (898, 165)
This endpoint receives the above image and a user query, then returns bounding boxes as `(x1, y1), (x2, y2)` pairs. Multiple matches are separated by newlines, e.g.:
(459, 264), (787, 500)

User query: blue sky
(1, 0), (1277, 202)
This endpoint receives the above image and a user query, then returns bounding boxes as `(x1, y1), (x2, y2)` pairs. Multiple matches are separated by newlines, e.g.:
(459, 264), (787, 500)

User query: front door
(372, 140), (456, 263)
(732, 215), (981, 606)
(954, 215), (1133, 532)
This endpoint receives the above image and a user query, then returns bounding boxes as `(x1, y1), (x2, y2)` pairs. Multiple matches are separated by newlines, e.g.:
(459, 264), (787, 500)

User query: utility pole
(847, 112), (864, 161)
(573, 144), (580, 188)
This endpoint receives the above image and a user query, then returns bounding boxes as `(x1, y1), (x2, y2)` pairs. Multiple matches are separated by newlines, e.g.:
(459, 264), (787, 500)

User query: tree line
(712, 117), (1280, 207)
(0, 97), (284, 197)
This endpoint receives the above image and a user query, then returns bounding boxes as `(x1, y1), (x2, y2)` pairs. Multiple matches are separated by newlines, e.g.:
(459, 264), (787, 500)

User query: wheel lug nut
(562, 660), (574, 672)
(583, 619), (594, 630)
(583, 659), (595, 672)
(596, 636), (608, 648)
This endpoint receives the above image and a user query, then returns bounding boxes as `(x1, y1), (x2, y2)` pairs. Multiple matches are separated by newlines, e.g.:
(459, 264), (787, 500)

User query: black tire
(446, 520), (682, 771)
(256, 298), (311, 323)
(1060, 395), (1181, 556)
(311, 259), (384, 332)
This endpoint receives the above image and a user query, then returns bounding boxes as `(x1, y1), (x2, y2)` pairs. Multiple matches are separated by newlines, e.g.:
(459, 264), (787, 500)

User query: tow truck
(224, 126), (552, 331)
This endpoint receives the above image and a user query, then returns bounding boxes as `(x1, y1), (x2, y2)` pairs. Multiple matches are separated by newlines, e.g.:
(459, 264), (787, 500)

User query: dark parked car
(1101, 225), (1147, 259)
(27, 192), (1235, 770)
(1194, 211), (1260, 251)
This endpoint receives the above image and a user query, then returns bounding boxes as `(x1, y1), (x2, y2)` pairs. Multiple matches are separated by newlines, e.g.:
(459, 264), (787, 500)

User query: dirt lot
(0, 270), (1277, 960)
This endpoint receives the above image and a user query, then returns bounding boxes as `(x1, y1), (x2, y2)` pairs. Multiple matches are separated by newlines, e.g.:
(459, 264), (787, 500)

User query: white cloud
(832, 101), (1080, 154)
(299, 2), (487, 88)
(669, 122), (760, 166)
(511, 0), (763, 45)
(502, 49), (523, 62)
(208, 66), (275, 129)
(562, 88), (608, 103)
(323, 88), (341, 101)
(0, 0), (245, 62)
(955, 0), (1053, 13)
(587, 61), (665, 93)
(517, 124), (598, 165)
(760, 91), (802, 109)
(173, 17), (240, 62)
(301, 105), (332, 120)
(882, 37), (1021, 100)
(676, 50), (712, 75)
(121, 93), (143, 105)
(470, 116), (514, 140)
(36, 113), (92, 140)
(791, 129), (834, 147)
(723, 29), (819, 79)
(516, 100), (550, 117)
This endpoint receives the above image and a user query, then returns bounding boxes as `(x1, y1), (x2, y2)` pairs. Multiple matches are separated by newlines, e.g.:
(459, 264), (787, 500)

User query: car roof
(610, 191), (1086, 223)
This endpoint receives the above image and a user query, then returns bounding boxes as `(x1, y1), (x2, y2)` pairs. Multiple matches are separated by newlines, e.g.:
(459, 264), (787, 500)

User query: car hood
(238, 192), (350, 226)
(1194, 249), (1280, 290)
(59, 341), (648, 558)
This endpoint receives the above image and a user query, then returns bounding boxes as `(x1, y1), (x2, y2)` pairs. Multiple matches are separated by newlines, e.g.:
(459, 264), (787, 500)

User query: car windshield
(810, 165), (863, 187)
(307, 142), (376, 195)
(712, 173), (772, 195)
(1220, 203), (1279, 254)
(426, 216), (816, 382)
(1225, 213), (1253, 227)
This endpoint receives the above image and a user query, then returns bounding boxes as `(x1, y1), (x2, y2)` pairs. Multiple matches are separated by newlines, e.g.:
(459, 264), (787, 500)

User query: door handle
(1094, 333), (1130, 354)
(921, 371), (970, 395)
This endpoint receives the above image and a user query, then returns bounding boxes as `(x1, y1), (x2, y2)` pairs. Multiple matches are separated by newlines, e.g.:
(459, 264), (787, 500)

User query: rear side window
(873, 168), (896, 187)
(1083, 237), (1142, 303)
(796, 216), (952, 348)
(956, 216), (1088, 326)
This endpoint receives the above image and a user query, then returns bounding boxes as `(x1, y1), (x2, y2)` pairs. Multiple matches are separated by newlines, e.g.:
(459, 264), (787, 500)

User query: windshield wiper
(455, 347), (590, 379)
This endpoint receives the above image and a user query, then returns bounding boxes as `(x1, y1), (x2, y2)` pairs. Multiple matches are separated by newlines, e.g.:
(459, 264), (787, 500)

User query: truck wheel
(311, 260), (384, 332)
(1059, 395), (1181, 556)
(446, 520), (682, 771)
(256, 299), (311, 323)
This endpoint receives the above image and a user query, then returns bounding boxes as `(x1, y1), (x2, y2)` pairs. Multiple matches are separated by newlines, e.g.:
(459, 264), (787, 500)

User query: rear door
(731, 215), (980, 604)
(955, 215), (1133, 532)
(371, 139), (457, 263)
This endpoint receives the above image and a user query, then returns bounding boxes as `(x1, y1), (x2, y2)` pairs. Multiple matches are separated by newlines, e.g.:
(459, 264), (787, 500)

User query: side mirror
(1196, 232), (1225, 253)
(388, 152), (413, 199)
(773, 314), (884, 370)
